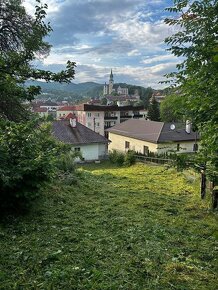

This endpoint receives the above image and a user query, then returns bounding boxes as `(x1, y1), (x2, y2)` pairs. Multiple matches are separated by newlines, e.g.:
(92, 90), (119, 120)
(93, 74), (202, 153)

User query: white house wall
(72, 143), (107, 161)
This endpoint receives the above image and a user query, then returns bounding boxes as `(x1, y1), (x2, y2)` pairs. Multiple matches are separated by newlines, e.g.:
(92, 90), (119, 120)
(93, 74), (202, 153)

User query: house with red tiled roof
(33, 107), (48, 118)
(56, 106), (76, 120)
(107, 119), (199, 155)
(52, 118), (109, 161)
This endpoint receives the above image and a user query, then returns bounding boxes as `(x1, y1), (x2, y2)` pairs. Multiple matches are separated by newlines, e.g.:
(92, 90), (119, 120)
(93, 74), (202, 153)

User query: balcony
(104, 116), (118, 120)
(133, 114), (143, 118)
(120, 115), (132, 119)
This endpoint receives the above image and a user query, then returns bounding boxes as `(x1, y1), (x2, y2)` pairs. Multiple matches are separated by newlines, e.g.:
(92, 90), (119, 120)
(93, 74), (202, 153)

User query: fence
(135, 155), (173, 165)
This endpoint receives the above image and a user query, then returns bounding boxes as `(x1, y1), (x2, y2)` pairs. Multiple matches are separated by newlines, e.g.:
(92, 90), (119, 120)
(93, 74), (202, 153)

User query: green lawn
(0, 162), (217, 289)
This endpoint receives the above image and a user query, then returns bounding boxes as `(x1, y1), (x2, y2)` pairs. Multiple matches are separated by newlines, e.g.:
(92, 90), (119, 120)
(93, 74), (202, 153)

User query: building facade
(103, 69), (128, 96)
(74, 104), (146, 138)
(107, 119), (199, 154)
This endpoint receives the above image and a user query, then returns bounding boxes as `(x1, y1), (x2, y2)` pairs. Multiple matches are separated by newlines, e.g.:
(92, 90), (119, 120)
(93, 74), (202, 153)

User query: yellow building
(107, 119), (199, 155)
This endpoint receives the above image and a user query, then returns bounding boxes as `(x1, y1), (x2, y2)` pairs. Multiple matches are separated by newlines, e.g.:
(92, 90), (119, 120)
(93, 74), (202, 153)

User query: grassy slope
(0, 163), (217, 289)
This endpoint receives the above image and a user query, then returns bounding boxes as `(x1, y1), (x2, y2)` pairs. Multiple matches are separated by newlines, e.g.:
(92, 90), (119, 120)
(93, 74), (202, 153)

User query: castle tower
(108, 69), (114, 94)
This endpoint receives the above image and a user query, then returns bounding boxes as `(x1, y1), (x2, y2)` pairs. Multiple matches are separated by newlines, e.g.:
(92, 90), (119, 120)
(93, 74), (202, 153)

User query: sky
(24, 0), (180, 89)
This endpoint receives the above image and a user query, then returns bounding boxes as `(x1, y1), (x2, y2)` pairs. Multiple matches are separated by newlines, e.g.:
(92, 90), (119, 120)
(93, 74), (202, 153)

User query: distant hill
(25, 80), (103, 97)
(25, 80), (166, 108)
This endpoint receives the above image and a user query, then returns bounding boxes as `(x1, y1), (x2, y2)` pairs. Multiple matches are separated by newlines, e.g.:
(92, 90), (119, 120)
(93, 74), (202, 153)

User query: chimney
(185, 120), (191, 134)
(70, 117), (77, 128)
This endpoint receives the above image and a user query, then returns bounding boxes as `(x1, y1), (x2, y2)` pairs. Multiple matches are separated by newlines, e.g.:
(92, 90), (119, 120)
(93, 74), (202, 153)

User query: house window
(193, 143), (198, 152)
(74, 147), (80, 152)
(177, 143), (180, 151)
(95, 113), (100, 117)
(96, 122), (100, 127)
(87, 112), (91, 117)
(125, 141), (130, 149)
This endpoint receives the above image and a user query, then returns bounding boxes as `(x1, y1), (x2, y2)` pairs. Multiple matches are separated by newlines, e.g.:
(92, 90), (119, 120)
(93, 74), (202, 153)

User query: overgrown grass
(0, 162), (217, 289)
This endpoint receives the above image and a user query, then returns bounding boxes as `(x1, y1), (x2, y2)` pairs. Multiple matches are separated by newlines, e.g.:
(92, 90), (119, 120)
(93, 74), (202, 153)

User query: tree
(160, 93), (185, 122)
(0, 1), (76, 210)
(147, 97), (160, 121)
(0, 0), (76, 121)
(164, 0), (218, 182)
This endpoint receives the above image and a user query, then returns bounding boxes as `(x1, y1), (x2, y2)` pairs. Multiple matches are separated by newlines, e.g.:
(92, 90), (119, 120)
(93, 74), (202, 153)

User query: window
(125, 141), (130, 149)
(96, 122), (100, 127)
(95, 113), (100, 117)
(193, 143), (198, 152)
(74, 147), (80, 152)
(87, 112), (91, 117)
(177, 143), (180, 151)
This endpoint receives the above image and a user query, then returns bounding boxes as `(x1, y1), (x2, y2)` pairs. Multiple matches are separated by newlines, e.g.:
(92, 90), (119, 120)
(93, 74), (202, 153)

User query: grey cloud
(47, 0), (143, 46)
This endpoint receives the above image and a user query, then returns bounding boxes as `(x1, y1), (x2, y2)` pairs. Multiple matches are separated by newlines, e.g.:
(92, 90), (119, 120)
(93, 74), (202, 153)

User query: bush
(124, 150), (136, 166)
(109, 150), (125, 166)
(56, 151), (82, 173)
(0, 120), (64, 210)
(109, 150), (136, 167)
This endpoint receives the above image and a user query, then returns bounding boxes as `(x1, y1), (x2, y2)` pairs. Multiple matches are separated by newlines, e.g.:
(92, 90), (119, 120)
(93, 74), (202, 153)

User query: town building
(33, 107), (48, 118)
(74, 104), (147, 138)
(56, 106), (76, 120)
(107, 119), (199, 155)
(52, 118), (109, 161)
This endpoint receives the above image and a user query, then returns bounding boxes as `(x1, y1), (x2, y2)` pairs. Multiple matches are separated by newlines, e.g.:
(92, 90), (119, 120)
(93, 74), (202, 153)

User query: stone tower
(108, 69), (114, 94)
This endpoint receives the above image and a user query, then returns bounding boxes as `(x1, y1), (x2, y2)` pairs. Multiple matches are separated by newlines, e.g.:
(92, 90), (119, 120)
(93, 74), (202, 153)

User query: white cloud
(127, 49), (141, 56)
(23, 0), (63, 15)
(110, 17), (171, 52)
(142, 54), (177, 64)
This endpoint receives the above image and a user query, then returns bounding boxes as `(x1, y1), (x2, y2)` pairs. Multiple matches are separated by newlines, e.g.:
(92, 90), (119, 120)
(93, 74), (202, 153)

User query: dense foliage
(109, 150), (136, 166)
(0, 0), (76, 121)
(164, 0), (218, 179)
(0, 1), (76, 209)
(147, 97), (160, 121)
(0, 120), (63, 209)
(160, 93), (185, 122)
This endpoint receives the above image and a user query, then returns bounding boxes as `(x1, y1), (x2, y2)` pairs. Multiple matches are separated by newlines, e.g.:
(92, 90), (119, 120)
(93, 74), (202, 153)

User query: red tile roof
(65, 113), (76, 119)
(34, 107), (48, 113)
(57, 106), (76, 111)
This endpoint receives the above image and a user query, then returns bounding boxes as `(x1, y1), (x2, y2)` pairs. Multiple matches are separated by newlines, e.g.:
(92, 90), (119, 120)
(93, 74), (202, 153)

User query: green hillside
(0, 163), (217, 289)
(25, 81), (157, 104)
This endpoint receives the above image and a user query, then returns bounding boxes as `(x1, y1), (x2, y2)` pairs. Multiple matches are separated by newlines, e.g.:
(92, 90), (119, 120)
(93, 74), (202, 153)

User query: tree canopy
(0, 0), (76, 121)
(0, 0), (76, 209)
(147, 97), (160, 121)
(164, 0), (218, 179)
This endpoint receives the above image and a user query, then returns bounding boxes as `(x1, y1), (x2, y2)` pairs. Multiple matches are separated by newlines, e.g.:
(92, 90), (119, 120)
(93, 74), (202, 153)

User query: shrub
(124, 150), (136, 166)
(109, 150), (136, 167)
(109, 150), (125, 166)
(56, 151), (82, 173)
(0, 120), (64, 210)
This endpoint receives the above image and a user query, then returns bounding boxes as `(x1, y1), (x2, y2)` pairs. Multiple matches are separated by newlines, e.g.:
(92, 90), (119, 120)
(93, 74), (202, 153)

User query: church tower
(108, 69), (114, 94)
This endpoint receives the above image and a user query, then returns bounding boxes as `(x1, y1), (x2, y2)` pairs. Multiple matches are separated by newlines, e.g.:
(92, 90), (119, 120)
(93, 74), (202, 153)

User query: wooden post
(200, 169), (206, 199)
(212, 186), (218, 209)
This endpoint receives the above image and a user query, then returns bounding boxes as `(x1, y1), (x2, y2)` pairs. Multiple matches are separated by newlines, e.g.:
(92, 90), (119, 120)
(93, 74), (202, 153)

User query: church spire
(109, 69), (113, 81)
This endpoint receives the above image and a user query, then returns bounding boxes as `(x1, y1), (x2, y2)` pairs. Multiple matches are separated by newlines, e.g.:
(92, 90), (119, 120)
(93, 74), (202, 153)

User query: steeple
(109, 69), (113, 81)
